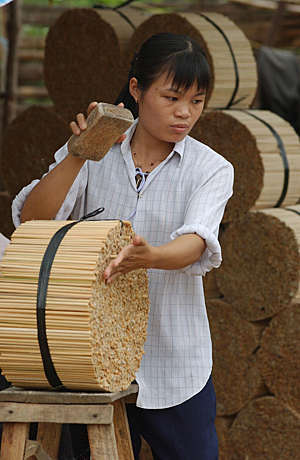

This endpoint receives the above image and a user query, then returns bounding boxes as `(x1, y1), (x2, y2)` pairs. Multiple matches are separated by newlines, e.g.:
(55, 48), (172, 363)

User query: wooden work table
(0, 383), (138, 460)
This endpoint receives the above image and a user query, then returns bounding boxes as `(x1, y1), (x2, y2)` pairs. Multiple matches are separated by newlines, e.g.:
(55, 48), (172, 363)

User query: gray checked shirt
(12, 118), (234, 409)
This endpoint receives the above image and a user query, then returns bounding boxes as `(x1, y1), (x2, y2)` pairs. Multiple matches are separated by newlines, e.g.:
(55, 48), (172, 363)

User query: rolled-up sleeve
(170, 162), (234, 276)
(12, 143), (88, 228)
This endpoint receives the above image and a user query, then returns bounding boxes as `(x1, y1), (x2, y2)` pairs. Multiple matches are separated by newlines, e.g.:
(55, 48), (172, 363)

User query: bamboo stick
(0, 220), (149, 392)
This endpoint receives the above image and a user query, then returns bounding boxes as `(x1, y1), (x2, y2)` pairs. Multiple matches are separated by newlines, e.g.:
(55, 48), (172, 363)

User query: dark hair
(114, 33), (211, 118)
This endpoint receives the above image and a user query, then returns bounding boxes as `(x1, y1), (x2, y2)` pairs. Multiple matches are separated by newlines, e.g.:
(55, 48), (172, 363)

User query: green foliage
(22, 24), (49, 37)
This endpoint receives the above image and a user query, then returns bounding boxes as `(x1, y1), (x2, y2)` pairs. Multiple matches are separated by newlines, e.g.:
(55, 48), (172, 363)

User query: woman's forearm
(151, 234), (206, 270)
(20, 153), (85, 223)
(103, 233), (207, 283)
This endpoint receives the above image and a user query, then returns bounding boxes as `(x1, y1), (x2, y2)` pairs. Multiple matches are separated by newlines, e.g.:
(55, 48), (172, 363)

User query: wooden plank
(88, 423), (118, 460)
(113, 399), (134, 460)
(0, 402), (113, 424)
(0, 422), (29, 460)
(19, 35), (45, 50)
(124, 393), (137, 404)
(0, 384), (138, 404)
(24, 440), (52, 460)
(18, 49), (44, 61)
(18, 85), (48, 98)
(229, 0), (300, 12)
(37, 423), (62, 459)
(21, 5), (68, 27)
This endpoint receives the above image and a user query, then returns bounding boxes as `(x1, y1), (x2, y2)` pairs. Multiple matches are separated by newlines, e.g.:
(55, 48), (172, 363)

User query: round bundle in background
(1, 106), (70, 197)
(215, 206), (300, 321)
(203, 268), (221, 299)
(126, 12), (257, 110)
(207, 299), (265, 415)
(0, 219), (149, 392)
(0, 192), (14, 238)
(215, 416), (235, 460)
(228, 397), (300, 459)
(257, 303), (300, 413)
(44, 8), (147, 123)
(191, 110), (300, 222)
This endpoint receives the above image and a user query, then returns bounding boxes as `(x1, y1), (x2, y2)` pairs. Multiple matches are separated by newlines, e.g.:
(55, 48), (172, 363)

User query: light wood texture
(0, 220), (149, 392)
(192, 109), (300, 222)
(24, 440), (52, 460)
(0, 386), (137, 460)
(230, 0), (300, 13)
(0, 422), (29, 460)
(113, 399), (134, 460)
(95, 7), (148, 57)
(184, 12), (258, 109)
(36, 423), (62, 459)
(88, 423), (118, 460)
(228, 110), (300, 209)
(0, 384), (138, 404)
(0, 402), (113, 424)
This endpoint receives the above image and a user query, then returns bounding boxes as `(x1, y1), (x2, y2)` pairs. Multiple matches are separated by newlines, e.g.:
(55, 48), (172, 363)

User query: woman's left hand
(103, 235), (155, 284)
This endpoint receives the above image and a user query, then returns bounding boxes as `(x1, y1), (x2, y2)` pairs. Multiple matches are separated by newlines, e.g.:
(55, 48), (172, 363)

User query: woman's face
(129, 71), (206, 144)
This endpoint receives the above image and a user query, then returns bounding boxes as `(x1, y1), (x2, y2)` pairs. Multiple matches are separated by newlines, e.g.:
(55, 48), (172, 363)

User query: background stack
(0, 5), (299, 459)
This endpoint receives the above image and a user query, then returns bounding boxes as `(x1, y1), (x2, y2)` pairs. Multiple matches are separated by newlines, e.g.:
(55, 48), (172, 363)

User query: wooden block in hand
(68, 103), (134, 161)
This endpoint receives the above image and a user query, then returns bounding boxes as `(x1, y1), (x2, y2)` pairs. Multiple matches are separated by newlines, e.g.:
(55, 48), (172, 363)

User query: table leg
(0, 422), (30, 460)
(36, 423), (62, 459)
(87, 423), (118, 460)
(113, 399), (134, 460)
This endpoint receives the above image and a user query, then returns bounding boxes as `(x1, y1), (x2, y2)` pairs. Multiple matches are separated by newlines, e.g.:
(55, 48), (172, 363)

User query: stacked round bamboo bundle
(228, 397), (300, 459)
(44, 8), (147, 123)
(206, 299), (265, 415)
(0, 219), (149, 392)
(214, 416), (235, 460)
(260, 205), (300, 303)
(203, 268), (221, 299)
(257, 303), (300, 413)
(191, 109), (300, 222)
(215, 206), (300, 321)
(126, 12), (257, 109)
(1, 106), (70, 197)
(0, 192), (14, 239)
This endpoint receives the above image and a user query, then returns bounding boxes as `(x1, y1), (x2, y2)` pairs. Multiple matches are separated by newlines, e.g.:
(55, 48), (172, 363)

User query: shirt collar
(120, 117), (186, 166)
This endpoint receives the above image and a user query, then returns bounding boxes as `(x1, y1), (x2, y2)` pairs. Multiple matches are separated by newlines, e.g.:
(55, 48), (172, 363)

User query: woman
(13, 33), (234, 459)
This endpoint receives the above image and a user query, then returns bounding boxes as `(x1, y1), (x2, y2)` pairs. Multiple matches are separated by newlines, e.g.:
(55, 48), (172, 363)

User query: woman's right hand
(69, 102), (126, 143)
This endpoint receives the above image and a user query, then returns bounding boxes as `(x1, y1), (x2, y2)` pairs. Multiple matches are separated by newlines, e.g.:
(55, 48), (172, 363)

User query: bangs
(163, 50), (210, 93)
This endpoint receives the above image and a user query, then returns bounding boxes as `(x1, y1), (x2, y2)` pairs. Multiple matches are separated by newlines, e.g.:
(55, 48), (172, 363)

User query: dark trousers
(126, 375), (218, 460)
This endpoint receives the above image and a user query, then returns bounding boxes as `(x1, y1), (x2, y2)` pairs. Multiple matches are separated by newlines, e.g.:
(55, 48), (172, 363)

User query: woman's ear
(129, 77), (141, 104)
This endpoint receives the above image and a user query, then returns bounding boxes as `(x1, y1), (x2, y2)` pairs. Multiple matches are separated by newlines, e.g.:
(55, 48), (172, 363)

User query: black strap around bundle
(199, 13), (247, 109)
(93, 0), (137, 31)
(36, 207), (105, 390)
(245, 110), (289, 208)
(285, 207), (300, 216)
